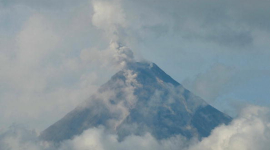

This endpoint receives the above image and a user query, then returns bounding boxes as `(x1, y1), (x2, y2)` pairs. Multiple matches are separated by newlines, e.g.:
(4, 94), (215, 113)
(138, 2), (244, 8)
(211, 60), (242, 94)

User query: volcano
(40, 61), (232, 142)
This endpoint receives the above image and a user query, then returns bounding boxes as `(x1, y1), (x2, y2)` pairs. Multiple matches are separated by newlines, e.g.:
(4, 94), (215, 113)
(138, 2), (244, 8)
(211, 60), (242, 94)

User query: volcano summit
(40, 61), (232, 142)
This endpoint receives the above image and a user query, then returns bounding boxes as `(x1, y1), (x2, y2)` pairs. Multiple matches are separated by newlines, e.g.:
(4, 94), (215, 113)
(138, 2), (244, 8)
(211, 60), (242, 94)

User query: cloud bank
(1, 105), (270, 150)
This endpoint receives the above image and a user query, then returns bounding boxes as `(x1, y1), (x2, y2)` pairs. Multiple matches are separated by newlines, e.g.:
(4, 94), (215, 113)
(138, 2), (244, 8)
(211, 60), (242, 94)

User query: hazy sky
(0, 0), (270, 133)
(1, 0), (270, 150)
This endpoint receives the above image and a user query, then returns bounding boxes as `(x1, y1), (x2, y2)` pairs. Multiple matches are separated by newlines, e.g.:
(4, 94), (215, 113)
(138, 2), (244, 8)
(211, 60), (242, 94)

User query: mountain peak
(40, 61), (232, 142)
(124, 61), (180, 86)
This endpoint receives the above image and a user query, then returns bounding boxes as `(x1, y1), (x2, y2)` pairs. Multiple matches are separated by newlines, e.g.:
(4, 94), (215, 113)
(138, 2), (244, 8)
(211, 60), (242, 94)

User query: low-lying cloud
(1, 105), (270, 150)
(189, 105), (270, 150)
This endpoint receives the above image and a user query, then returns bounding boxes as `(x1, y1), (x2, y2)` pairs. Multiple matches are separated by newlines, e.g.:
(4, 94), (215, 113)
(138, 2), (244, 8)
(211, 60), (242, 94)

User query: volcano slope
(40, 62), (232, 142)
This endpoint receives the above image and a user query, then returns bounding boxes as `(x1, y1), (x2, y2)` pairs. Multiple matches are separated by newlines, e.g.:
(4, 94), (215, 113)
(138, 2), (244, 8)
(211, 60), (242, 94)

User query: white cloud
(89, 0), (136, 70)
(92, 0), (126, 35)
(189, 105), (270, 150)
(0, 125), (188, 150)
(59, 127), (187, 150)
(1, 105), (269, 150)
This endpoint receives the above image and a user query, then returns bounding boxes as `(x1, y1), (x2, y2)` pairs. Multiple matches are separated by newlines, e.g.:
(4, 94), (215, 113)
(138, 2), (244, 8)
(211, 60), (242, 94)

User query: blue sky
(0, 0), (270, 131)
